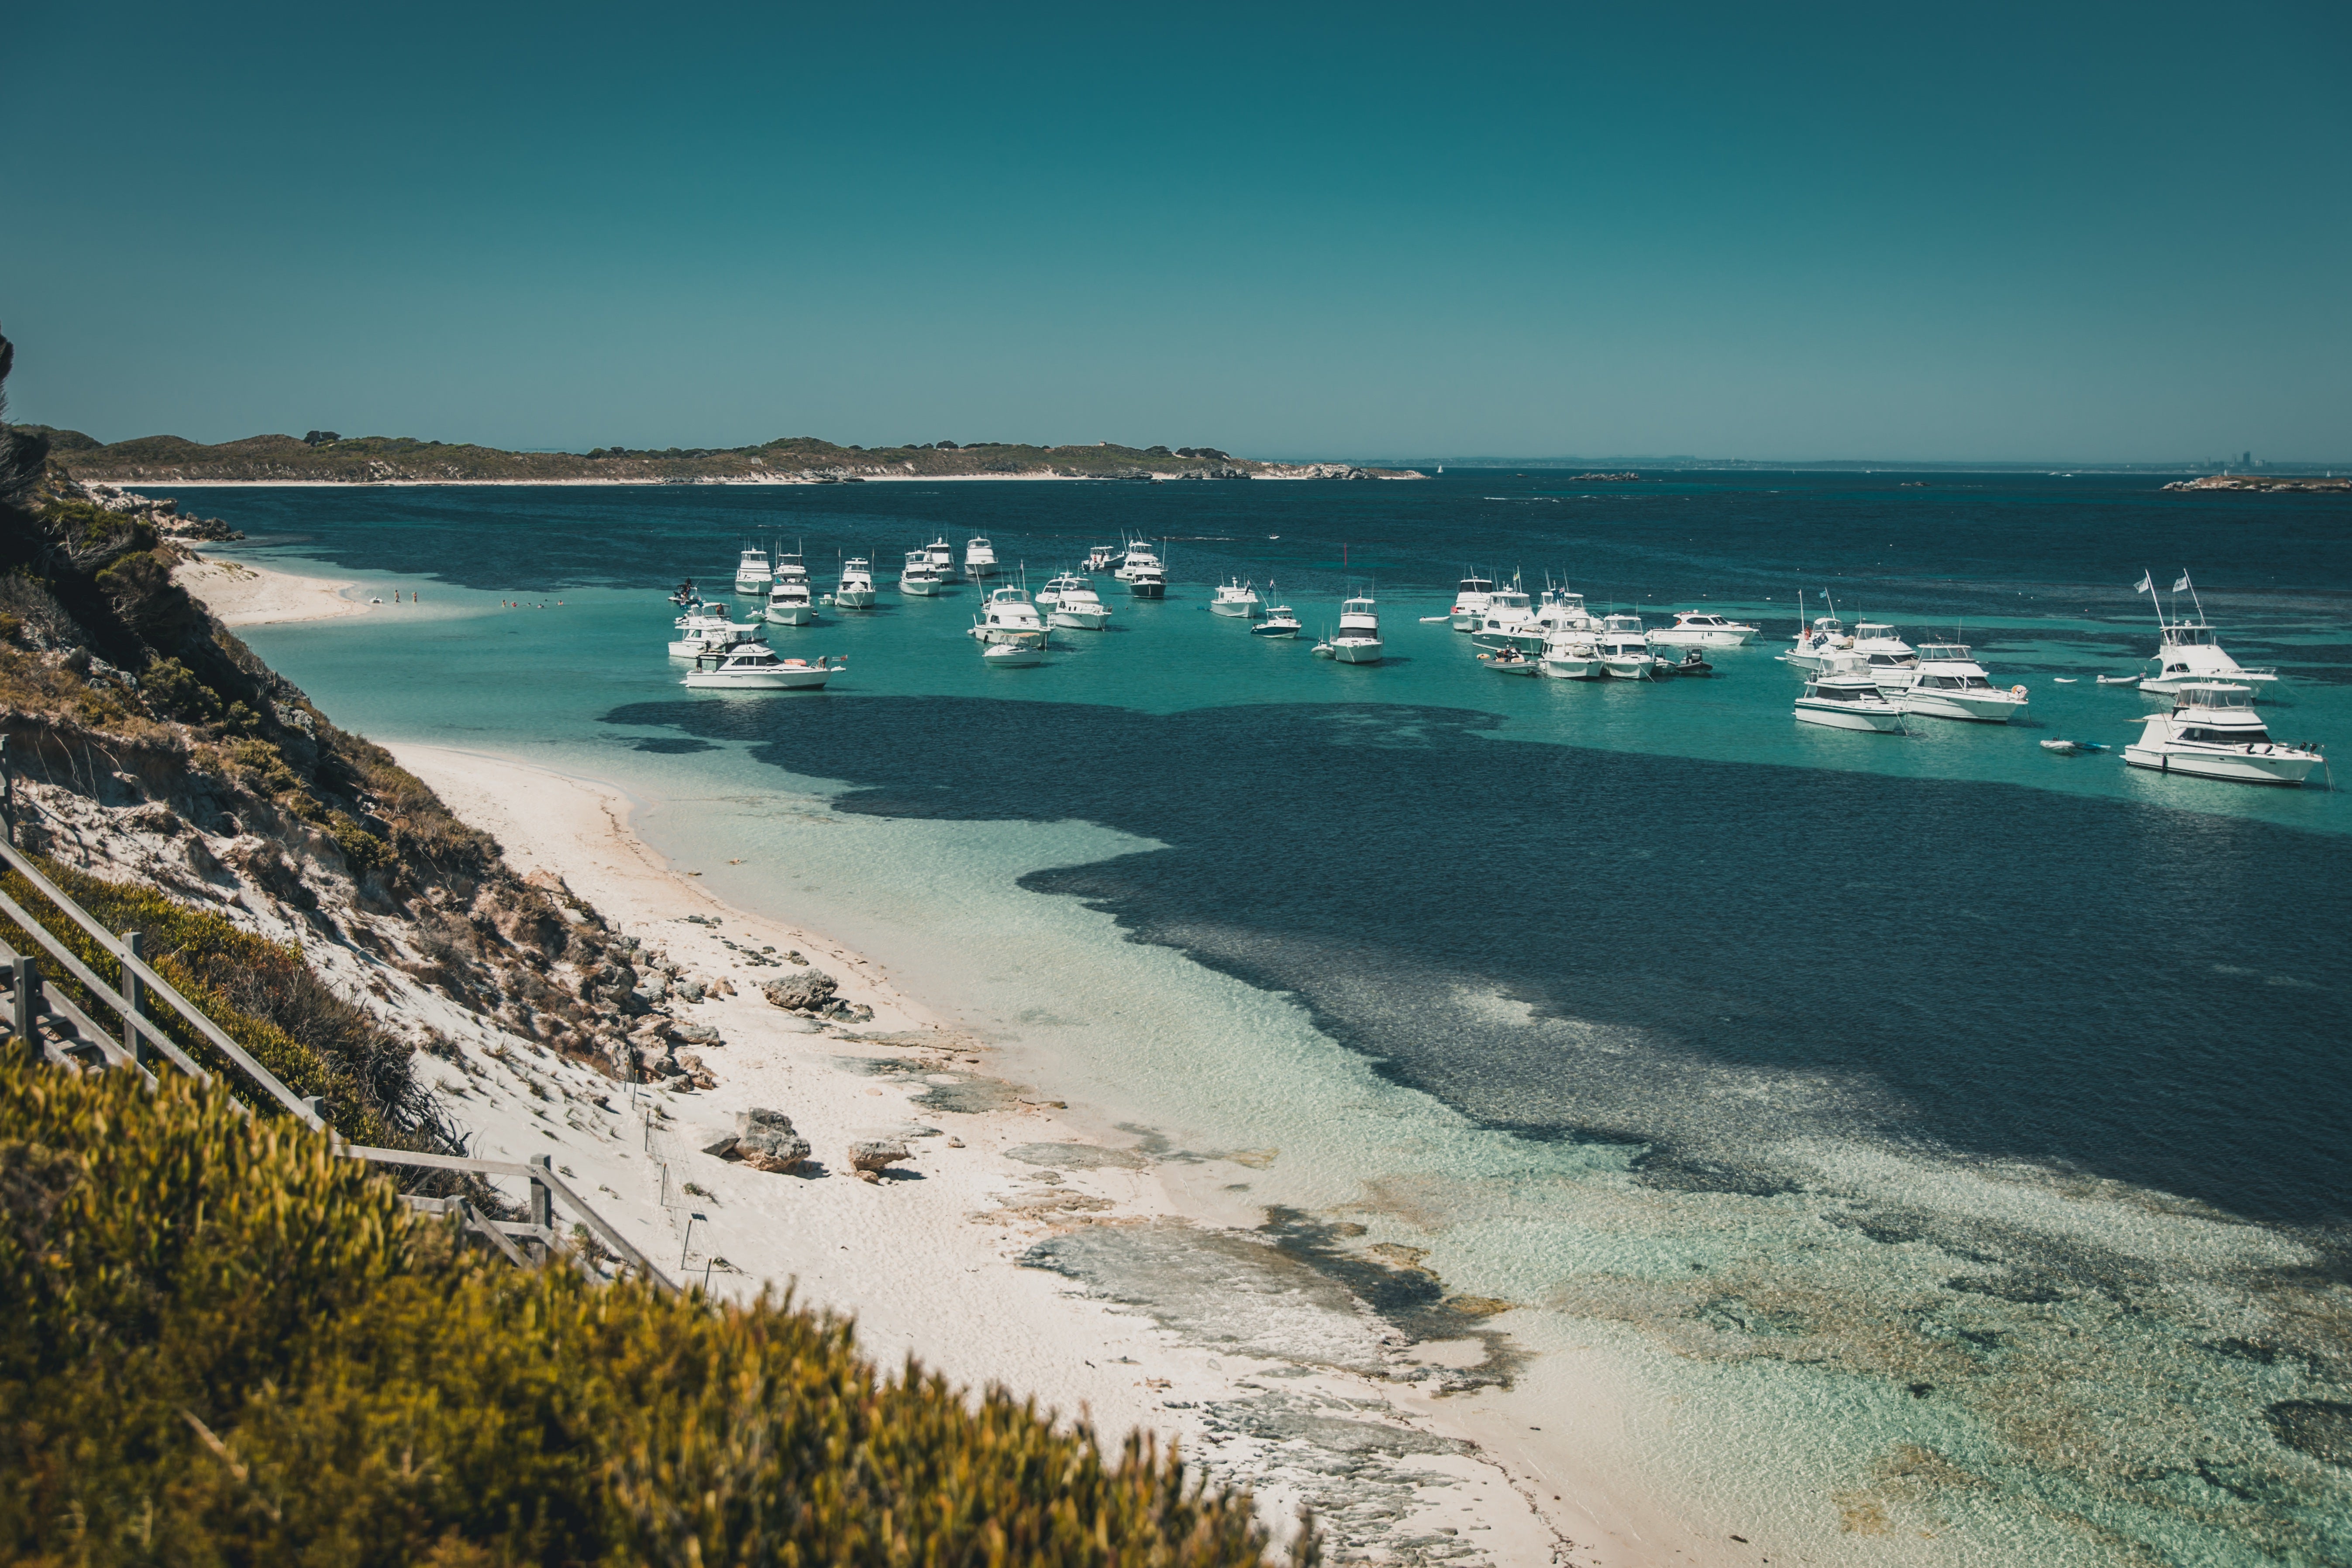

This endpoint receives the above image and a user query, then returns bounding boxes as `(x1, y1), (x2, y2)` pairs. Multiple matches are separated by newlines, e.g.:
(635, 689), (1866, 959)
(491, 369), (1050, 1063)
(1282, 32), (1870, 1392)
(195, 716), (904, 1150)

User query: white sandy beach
(170, 553), (378, 625)
(174, 556), (1723, 1568)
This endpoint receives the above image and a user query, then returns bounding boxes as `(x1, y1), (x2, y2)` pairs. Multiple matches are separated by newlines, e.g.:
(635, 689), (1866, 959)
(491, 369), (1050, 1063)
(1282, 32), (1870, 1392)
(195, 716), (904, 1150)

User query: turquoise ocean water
(219, 472), (2350, 1564)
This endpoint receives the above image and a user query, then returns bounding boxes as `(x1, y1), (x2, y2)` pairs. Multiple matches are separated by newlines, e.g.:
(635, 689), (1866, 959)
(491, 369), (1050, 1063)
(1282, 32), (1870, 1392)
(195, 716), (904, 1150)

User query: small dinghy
(1311, 640), (1335, 659)
(2040, 739), (2110, 755)
(1672, 650), (1715, 676)
(2097, 675), (2141, 687)
(1478, 649), (1542, 676)
(2052, 677), (2078, 684)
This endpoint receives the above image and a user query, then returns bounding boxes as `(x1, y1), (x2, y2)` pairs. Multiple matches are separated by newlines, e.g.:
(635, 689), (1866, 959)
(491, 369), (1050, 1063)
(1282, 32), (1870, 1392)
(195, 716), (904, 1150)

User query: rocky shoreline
(2161, 473), (2349, 493)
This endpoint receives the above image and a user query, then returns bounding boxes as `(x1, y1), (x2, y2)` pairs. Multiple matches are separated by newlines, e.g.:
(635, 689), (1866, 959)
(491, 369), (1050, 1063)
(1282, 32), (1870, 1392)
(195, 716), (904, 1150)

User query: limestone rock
(848, 1137), (910, 1174)
(732, 1108), (811, 1172)
(762, 970), (838, 1012)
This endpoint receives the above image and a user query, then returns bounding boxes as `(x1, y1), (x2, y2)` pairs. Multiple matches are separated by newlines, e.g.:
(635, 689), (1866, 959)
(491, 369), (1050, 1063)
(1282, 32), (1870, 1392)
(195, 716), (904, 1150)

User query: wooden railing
(0, 824), (671, 1294)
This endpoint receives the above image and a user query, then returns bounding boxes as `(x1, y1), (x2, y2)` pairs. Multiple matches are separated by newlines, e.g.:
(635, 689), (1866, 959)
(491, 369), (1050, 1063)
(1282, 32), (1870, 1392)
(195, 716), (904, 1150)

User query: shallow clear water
(222, 472), (2352, 1563)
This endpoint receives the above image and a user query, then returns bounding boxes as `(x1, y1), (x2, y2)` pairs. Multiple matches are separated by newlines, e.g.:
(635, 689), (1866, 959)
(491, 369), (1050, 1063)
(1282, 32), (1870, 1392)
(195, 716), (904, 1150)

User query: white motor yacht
(668, 607), (765, 658)
(969, 585), (1049, 646)
(899, 550), (945, 596)
(733, 547), (772, 596)
(833, 557), (876, 610)
(1037, 572), (1113, 630)
(2124, 683), (2321, 785)
(1786, 615), (1854, 671)
(1850, 623), (1919, 685)
(1113, 539), (1161, 582)
(764, 576), (816, 625)
(1893, 644), (2028, 721)
(963, 536), (1001, 580)
(1540, 631), (1606, 679)
(1530, 588), (1599, 636)
(1119, 541), (1167, 600)
(1210, 579), (1263, 618)
(1470, 583), (1541, 653)
(1648, 610), (1759, 649)
(980, 641), (1043, 669)
(2136, 576), (2279, 697)
(1794, 670), (1908, 732)
(924, 537), (960, 584)
(1597, 615), (1653, 678)
(1085, 544), (1119, 572)
(682, 646), (838, 690)
(1448, 574), (1498, 632)
(1329, 596), (1383, 664)
(1253, 589), (1301, 638)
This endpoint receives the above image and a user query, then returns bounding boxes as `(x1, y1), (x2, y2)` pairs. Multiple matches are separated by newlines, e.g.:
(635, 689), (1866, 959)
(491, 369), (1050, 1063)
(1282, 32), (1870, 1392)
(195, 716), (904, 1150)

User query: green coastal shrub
(0, 1063), (1301, 1567)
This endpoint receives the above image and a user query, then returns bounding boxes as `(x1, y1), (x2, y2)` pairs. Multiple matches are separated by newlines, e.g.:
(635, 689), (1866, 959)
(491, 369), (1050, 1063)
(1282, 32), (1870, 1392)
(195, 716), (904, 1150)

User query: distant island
(2161, 472), (2349, 494)
(26, 426), (1421, 486)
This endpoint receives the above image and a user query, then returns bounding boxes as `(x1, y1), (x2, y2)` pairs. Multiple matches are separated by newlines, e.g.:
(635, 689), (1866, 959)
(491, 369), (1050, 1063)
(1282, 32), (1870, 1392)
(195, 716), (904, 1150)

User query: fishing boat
(682, 646), (839, 689)
(1113, 539), (1163, 583)
(1329, 596), (1383, 664)
(1470, 581), (1542, 653)
(1037, 572), (1113, 630)
(924, 537), (960, 584)
(2122, 683), (2322, 785)
(1210, 579), (1263, 618)
(1786, 611), (1854, 671)
(668, 606), (765, 658)
(1647, 610), (1759, 650)
(1597, 616), (1653, 679)
(1478, 647), (1542, 676)
(1085, 544), (1120, 572)
(980, 641), (1043, 669)
(899, 550), (944, 596)
(1668, 649), (1715, 675)
(963, 536), (1001, 580)
(1530, 587), (1600, 636)
(833, 558), (876, 611)
(1893, 644), (2028, 722)
(1448, 573), (1498, 632)
(733, 547), (772, 596)
(764, 575), (816, 625)
(1850, 623), (1919, 685)
(969, 585), (1049, 647)
(2135, 572), (2278, 698)
(1253, 591), (1302, 638)
(1794, 670), (1908, 733)
(1540, 632), (1606, 679)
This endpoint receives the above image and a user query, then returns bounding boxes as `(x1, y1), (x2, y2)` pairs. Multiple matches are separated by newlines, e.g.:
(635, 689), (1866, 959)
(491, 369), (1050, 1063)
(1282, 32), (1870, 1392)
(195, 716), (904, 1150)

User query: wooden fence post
(528, 1154), (554, 1264)
(12, 955), (38, 1046)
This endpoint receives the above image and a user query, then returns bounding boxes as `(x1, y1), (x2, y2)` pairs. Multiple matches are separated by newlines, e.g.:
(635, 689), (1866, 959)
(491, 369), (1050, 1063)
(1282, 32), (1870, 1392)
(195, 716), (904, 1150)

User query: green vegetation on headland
(30, 425), (1416, 484)
(0, 1064), (1300, 1566)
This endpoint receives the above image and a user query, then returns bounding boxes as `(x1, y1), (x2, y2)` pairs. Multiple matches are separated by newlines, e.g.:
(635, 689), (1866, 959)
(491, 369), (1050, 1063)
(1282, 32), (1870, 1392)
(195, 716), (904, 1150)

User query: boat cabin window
(2164, 626), (2216, 645)
(2180, 726), (2269, 745)
(1458, 579), (1494, 593)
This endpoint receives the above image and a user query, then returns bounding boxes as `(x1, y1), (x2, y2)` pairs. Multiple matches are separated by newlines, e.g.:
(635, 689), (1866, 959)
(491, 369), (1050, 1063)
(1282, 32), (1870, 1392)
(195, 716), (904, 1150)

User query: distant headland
(2160, 472), (2349, 494)
(25, 427), (1423, 486)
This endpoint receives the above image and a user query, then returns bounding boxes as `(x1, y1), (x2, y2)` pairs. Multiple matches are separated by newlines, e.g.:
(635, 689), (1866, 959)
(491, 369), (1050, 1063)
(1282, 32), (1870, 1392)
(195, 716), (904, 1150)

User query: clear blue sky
(6, 1), (2347, 461)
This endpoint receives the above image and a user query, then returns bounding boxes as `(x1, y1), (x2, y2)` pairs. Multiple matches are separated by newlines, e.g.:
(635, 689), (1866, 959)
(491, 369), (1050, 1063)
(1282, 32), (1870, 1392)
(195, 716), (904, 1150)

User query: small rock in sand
(848, 1137), (910, 1175)
(709, 1108), (812, 1172)
(762, 970), (838, 1012)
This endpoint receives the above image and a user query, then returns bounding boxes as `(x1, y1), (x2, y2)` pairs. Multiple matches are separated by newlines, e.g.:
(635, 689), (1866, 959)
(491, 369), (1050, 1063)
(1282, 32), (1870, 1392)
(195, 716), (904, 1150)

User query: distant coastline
(2161, 472), (2350, 494)
(26, 426), (1422, 486)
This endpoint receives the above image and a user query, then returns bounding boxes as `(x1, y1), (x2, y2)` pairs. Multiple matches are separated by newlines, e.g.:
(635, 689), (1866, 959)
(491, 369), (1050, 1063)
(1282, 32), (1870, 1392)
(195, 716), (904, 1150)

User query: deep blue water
(205, 471), (2352, 1238)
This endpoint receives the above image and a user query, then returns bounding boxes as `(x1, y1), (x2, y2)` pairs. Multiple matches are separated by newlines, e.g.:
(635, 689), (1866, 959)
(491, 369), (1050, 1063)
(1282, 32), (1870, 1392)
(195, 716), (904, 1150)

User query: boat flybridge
(668, 604), (766, 658)
(1647, 610), (1759, 650)
(1116, 539), (1167, 599)
(682, 645), (839, 689)
(1787, 615), (1854, 671)
(1037, 572), (1113, 630)
(1329, 595), (1384, 664)
(1891, 644), (2028, 722)
(733, 548), (773, 596)
(2137, 573), (2278, 698)
(1449, 574), (1498, 631)
(1530, 588), (1599, 636)
(833, 558), (876, 610)
(1795, 669), (1908, 733)
(963, 537), (1001, 580)
(899, 550), (945, 596)
(924, 537), (960, 584)
(1469, 582), (1540, 653)
(969, 585), (1049, 647)
(1849, 624), (1918, 682)
(2124, 683), (2322, 785)
(1210, 579), (1263, 618)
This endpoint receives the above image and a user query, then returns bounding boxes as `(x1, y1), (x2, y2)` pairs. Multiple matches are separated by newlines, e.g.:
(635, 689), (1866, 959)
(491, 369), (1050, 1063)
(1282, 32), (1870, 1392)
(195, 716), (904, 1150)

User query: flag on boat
(2134, 572), (2152, 593)
(2173, 573), (2193, 593)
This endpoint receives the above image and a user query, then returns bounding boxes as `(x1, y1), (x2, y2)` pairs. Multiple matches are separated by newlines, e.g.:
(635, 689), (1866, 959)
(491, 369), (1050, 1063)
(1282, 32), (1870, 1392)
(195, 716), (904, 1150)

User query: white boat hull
(1049, 607), (1112, 630)
(1601, 656), (1650, 679)
(1543, 655), (1605, 679)
(833, 589), (875, 610)
(684, 665), (833, 690)
(1648, 627), (1755, 649)
(1901, 690), (2026, 723)
(971, 625), (1047, 647)
(1795, 700), (1905, 732)
(981, 646), (1042, 668)
(1330, 639), (1383, 664)
(764, 606), (815, 625)
(734, 577), (770, 596)
(1209, 602), (1258, 617)
(900, 579), (941, 596)
(2123, 744), (2318, 785)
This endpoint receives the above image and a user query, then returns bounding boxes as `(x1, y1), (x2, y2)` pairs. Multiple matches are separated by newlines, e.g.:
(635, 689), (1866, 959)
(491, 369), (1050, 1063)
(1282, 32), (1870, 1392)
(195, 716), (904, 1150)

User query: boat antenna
(2180, 570), (2207, 624)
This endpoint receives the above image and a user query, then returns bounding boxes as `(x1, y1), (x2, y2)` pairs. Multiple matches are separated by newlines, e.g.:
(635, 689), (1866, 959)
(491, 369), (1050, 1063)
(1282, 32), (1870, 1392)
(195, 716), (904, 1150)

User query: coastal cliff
(30, 426), (1423, 485)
